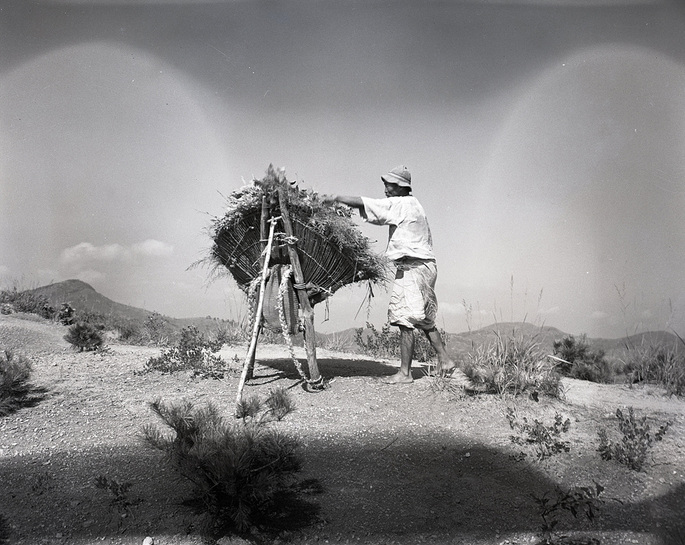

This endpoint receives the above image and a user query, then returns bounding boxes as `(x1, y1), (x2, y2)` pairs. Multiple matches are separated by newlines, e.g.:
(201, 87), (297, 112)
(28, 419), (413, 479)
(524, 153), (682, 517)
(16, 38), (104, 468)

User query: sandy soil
(1, 313), (684, 545)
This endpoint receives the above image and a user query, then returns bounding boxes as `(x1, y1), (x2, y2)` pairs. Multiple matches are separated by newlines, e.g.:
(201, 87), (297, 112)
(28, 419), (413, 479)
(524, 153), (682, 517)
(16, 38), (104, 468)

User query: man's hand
(322, 194), (364, 210)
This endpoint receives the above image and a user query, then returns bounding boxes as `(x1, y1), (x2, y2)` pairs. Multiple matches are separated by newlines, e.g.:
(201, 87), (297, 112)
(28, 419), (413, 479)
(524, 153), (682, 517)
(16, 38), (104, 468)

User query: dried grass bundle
(205, 166), (387, 303)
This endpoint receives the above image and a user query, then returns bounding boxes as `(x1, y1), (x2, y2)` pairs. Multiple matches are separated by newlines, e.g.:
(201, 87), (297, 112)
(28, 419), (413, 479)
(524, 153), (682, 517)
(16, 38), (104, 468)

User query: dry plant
(143, 395), (315, 535)
(464, 327), (561, 397)
(0, 349), (46, 416)
(597, 407), (671, 471)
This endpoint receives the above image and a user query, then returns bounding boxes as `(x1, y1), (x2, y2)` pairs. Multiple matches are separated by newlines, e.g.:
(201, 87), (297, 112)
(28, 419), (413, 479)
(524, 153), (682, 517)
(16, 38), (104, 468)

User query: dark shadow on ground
(253, 357), (430, 381)
(1, 433), (682, 543)
(0, 384), (49, 417)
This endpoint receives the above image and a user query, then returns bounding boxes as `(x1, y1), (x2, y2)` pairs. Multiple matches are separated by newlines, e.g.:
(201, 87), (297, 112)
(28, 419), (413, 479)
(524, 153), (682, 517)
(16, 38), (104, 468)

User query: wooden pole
(277, 184), (322, 385)
(235, 217), (277, 415)
(246, 196), (270, 380)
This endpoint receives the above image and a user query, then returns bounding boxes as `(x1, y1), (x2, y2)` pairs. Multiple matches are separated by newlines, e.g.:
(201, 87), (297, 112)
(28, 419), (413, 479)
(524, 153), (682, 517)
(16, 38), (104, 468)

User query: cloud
(591, 310), (609, 320)
(59, 242), (129, 265)
(132, 239), (174, 257)
(59, 240), (173, 266)
(0, 265), (9, 277)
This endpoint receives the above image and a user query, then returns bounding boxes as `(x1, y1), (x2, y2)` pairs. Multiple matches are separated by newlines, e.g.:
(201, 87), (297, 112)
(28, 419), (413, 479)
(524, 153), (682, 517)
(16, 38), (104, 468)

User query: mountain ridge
(25, 280), (682, 353)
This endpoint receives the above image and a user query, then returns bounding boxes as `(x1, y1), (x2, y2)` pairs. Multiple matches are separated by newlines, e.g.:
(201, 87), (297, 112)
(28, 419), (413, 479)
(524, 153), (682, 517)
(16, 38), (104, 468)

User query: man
(323, 166), (473, 387)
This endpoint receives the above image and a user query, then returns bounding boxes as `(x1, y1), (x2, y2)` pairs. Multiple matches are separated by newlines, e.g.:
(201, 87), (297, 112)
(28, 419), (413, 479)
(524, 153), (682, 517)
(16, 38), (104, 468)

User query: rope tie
(276, 266), (308, 383)
(276, 266), (328, 390)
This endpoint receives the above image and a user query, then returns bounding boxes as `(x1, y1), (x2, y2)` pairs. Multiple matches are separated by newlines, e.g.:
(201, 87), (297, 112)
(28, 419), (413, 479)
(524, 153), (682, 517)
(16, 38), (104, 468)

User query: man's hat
(381, 165), (411, 187)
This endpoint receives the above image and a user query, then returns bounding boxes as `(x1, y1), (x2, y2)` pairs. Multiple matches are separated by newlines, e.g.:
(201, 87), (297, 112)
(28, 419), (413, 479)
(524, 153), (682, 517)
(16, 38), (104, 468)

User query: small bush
(64, 322), (105, 352)
(0, 287), (54, 319)
(533, 482), (604, 544)
(598, 407), (671, 471)
(465, 328), (561, 397)
(56, 303), (75, 325)
(74, 311), (147, 345)
(552, 334), (615, 383)
(143, 396), (312, 533)
(622, 344), (685, 396)
(94, 475), (138, 527)
(506, 407), (571, 461)
(142, 326), (232, 379)
(264, 387), (296, 421)
(0, 350), (36, 416)
(143, 312), (173, 346)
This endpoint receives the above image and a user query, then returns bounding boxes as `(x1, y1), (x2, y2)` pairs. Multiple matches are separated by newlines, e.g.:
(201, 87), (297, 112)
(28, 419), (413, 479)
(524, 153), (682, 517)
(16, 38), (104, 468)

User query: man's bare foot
(381, 371), (414, 384)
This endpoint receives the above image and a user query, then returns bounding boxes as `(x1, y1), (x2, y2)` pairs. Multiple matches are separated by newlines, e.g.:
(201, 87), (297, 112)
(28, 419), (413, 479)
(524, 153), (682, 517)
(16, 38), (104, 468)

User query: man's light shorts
(388, 258), (438, 330)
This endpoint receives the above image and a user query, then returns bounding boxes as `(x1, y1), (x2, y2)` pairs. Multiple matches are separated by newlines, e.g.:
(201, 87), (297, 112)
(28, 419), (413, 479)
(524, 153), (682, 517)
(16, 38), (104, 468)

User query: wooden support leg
(277, 184), (322, 385)
(236, 218), (277, 415)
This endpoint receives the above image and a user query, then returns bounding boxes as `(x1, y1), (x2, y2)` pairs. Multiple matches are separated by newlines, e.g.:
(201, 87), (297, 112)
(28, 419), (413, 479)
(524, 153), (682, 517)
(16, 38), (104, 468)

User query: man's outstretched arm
(321, 194), (364, 211)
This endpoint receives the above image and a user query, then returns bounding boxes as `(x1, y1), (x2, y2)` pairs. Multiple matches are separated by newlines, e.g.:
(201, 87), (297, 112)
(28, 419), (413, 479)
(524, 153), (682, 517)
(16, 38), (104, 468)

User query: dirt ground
(1, 313), (685, 545)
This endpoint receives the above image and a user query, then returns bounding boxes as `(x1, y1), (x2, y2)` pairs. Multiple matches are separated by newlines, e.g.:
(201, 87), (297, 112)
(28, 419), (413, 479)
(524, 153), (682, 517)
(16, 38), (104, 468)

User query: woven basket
(212, 209), (369, 297)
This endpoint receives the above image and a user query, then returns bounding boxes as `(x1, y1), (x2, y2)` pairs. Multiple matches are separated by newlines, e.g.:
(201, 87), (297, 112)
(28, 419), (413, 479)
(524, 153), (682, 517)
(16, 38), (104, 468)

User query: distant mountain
(30, 279), (154, 323)
(445, 322), (568, 355)
(26, 279), (231, 333)
(335, 320), (682, 358)
(26, 281), (682, 356)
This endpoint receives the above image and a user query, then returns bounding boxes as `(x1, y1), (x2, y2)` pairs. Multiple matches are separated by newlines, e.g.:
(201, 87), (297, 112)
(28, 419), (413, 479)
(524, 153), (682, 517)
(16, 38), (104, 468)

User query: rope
(246, 273), (262, 333)
(277, 266), (308, 383)
(276, 265), (327, 390)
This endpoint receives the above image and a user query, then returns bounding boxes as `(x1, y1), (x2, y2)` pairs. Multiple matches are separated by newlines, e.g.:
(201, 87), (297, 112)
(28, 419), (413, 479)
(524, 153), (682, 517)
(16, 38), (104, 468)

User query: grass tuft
(143, 396), (317, 534)
(464, 327), (561, 397)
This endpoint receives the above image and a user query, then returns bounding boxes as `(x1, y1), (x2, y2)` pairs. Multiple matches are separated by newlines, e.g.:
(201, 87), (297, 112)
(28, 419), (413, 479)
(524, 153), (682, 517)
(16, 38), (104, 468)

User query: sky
(2, 0), (685, 339)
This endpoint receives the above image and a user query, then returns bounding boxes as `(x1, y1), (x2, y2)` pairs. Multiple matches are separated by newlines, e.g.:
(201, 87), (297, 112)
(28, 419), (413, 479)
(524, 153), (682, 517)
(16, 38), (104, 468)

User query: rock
(143, 537), (154, 545)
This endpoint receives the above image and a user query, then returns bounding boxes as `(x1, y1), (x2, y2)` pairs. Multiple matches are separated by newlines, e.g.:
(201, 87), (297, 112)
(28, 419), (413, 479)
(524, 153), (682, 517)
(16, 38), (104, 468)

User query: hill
(25, 280), (682, 357)
(30, 279), (154, 323)
(25, 279), (231, 334)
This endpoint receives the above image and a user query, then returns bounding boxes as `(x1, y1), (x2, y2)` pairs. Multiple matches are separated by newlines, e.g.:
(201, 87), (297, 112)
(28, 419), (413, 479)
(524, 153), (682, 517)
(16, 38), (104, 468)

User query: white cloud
(60, 239), (173, 266)
(591, 310), (609, 320)
(59, 242), (129, 265)
(132, 239), (174, 257)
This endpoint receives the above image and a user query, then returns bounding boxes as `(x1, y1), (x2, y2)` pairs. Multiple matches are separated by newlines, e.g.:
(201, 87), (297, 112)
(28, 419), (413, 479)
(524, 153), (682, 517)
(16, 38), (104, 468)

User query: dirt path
(1, 314), (684, 545)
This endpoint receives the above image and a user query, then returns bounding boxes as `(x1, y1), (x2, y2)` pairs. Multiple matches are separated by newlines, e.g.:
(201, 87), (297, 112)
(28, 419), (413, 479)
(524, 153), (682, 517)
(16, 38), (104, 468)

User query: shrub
(64, 322), (105, 352)
(597, 407), (671, 471)
(506, 407), (571, 461)
(143, 396), (312, 533)
(621, 344), (685, 396)
(56, 303), (75, 325)
(0, 287), (54, 319)
(94, 475), (138, 527)
(533, 482), (604, 545)
(73, 311), (147, 345)
(0, 350), (36, 416)
(464, 328), (561, 397)
(142, 326), (232, 379)
(552, 334), (615, 383)
(143, 312), (173, 346)
(264, 387), (296, 421)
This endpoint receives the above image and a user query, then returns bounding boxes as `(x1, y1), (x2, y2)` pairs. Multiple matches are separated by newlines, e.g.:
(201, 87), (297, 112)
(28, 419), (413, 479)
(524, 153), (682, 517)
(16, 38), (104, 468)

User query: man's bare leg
(382, 325), (414, 384)
(424, 327), (476, 388)
(423, 327), (456, 375)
